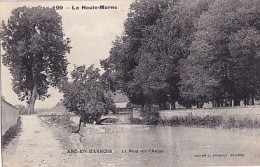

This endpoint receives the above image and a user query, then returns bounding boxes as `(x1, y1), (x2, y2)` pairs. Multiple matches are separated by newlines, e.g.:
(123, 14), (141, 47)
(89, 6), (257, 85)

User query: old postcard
(1, 0), (260, 166)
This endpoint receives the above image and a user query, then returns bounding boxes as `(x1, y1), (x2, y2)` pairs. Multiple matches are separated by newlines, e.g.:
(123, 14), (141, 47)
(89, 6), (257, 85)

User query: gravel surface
(2, 115), (76, 167)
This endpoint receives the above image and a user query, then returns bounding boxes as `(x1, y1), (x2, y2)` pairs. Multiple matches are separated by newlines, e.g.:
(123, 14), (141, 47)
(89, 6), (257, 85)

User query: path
(2, 115), (74, 167)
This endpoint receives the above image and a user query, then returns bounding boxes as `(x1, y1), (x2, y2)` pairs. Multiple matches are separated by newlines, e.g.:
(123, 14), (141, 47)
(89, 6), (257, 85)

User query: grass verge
(223, 117), (260, 129)
(39, 114), (78, 132)
(130, 114), (260, 129)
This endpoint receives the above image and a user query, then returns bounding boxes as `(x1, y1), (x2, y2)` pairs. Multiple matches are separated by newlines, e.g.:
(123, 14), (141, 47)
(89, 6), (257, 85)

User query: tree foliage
(102, 0), (213, 109)
(2, 6), (71, 113)
(181, 0), (260, 106)
(101, 0), (171, 106)
(60, 65), (116, 123)
(102, 0), (260, 109)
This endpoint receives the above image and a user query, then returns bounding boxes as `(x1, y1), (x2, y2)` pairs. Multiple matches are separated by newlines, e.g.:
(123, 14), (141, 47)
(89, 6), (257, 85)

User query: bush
(160, 114), (223, 127)
(143, 111), (160, 125)
(130, 117), (144, 124)
(129, 104), (161, 125)
(15, 105), (28, 115)
(129, 108), (260, 129)
(45, 114), (73, 127)
(223, 117), (260, 129)
(139, 105), (161, 125)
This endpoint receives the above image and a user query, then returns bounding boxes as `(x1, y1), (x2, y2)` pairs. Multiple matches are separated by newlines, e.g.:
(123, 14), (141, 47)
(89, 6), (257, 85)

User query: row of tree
(101, 0), (260, 109)
(2, 0), (260, 115)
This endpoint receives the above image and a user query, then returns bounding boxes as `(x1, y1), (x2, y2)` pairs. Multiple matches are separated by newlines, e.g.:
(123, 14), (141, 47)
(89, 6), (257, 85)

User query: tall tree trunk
(196, 101), (199, 108)
(244, 97), (250, 106)
(234, 99), (240, 106)
(212, 99), (216, 107)
(28, 83), (37, 115)
(249, 95), (254, 105)
(186, 104), (192, 109)
(198, 102), (203, 108)
(244, 98), (247, 106)
(163, 102), (167, 110)
(74, 118), (82, 133)
(158, 103), (161, 110)
(172, 102), (176, 110)
(141, 104), (144, 113)
(228, 98), (232, 107)
(216, 100), (219, 107)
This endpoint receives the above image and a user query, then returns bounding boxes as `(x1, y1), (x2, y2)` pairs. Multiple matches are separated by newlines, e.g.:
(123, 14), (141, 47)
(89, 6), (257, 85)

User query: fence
(1, 98), (19, 136)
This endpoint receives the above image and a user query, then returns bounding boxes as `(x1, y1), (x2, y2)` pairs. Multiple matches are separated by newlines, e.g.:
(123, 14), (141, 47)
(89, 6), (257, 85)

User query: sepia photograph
(1, 0), (260, 166)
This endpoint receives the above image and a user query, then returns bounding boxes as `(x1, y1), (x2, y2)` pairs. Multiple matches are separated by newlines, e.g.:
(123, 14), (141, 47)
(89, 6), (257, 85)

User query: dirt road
(2, 115), (75, 167)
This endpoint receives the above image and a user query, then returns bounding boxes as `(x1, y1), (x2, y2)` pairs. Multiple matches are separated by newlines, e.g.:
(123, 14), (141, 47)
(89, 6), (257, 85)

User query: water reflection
(58, 125), (260, 166)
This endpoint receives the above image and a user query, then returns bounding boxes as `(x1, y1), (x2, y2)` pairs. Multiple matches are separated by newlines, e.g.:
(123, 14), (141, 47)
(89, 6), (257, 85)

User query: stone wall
(1, 99), (19, 136)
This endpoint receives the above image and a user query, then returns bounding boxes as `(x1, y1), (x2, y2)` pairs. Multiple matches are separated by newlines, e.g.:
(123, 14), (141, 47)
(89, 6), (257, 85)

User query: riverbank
(160, 105), (260, 119)
(131, 105), (260, 129)
(37, 105), (260, 130)
(37, 114), (260, 166)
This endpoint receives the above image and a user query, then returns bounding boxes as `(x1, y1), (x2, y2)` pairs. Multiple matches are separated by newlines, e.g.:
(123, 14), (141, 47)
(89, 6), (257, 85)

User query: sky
(0, 0), (134, 108)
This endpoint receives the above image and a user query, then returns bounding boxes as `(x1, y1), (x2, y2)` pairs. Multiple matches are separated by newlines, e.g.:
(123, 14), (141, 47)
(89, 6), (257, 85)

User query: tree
(2, 6), (71, 114)
(60, 65), (116, 132)
(179, 55), (219, 108)
(102, 0), (213, 110)
(133, 0), (211, 109)
(101, 0), (171, 108)
(181, 0), (260, 107)
(229, 27), (260, 105)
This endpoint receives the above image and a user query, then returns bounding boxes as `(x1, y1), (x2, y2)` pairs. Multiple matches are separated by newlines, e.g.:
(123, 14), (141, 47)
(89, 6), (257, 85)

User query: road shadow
(2, 116), (22, 149)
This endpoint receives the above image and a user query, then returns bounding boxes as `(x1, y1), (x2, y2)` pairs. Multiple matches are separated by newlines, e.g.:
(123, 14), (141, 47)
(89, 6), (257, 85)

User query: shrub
(139, 105), (161, 125)
(223, 117), (260, 129)
(143, 110), (161, 125)
(46, 114), (73, 127)
(160, 114), (222, 127)
(130, 117), (144, 124)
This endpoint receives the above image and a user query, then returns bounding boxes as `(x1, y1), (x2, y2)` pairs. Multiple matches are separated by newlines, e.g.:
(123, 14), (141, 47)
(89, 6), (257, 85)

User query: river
(56, 125), (260, 166)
